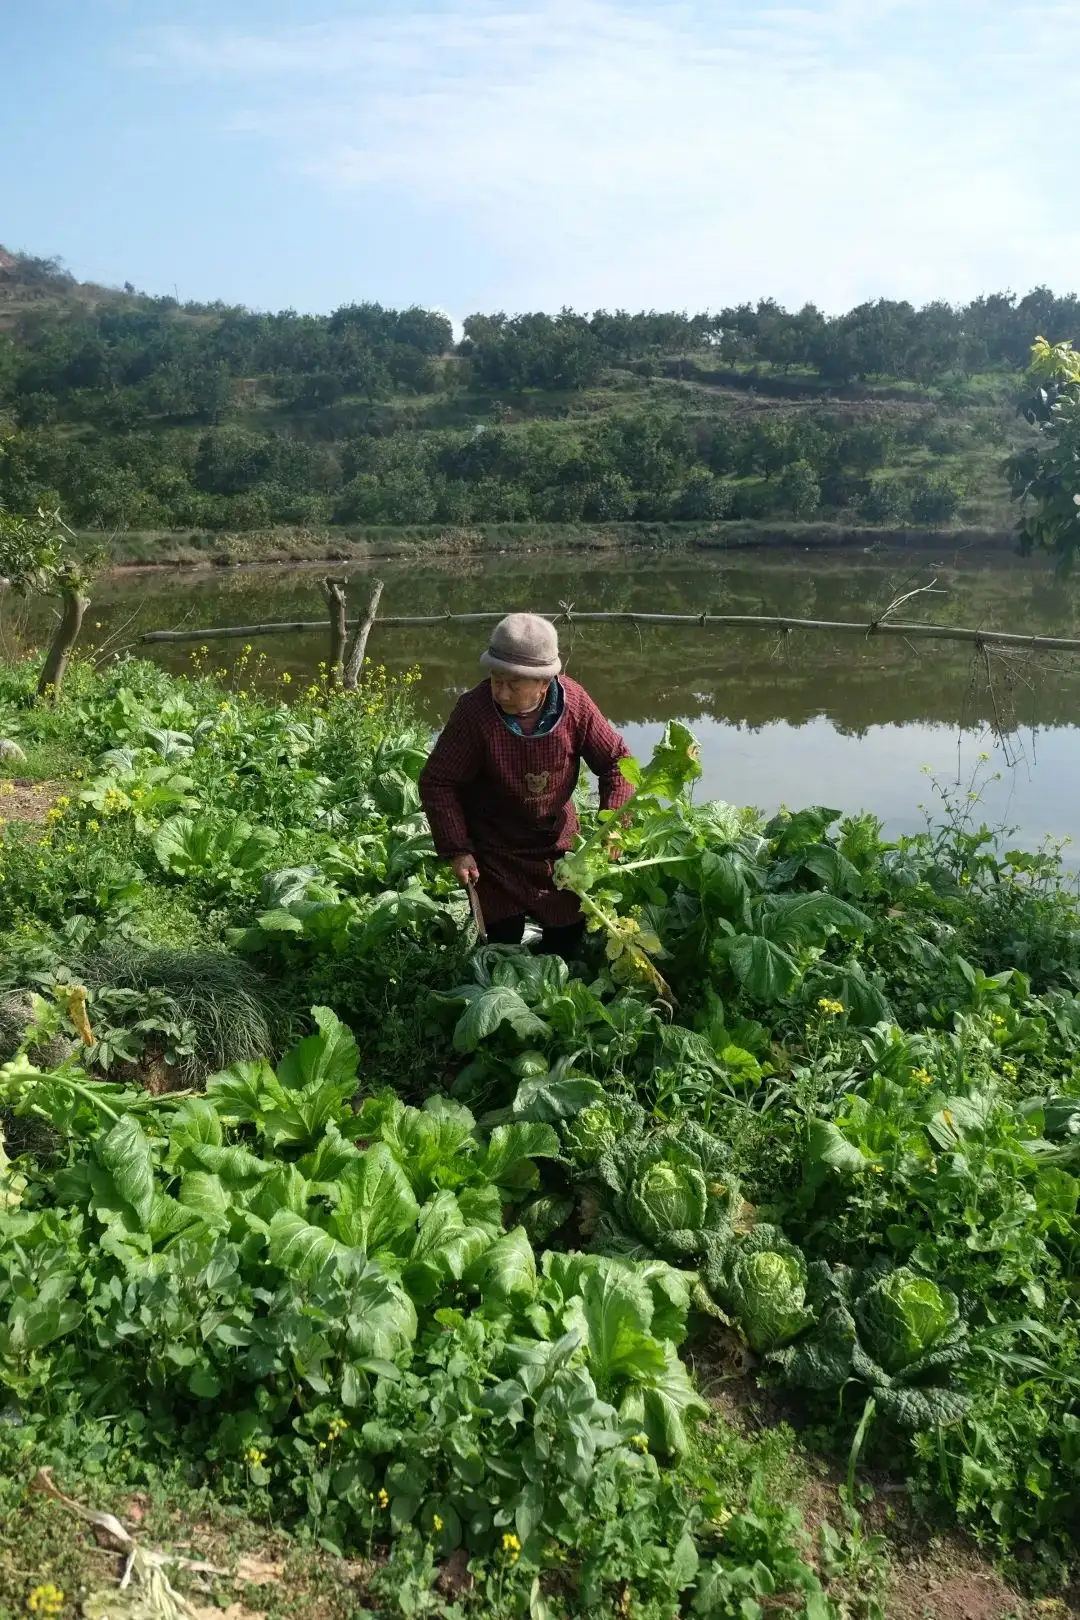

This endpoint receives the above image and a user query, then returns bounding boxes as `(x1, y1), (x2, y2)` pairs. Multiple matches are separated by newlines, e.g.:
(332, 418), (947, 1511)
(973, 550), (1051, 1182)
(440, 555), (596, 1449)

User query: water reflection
(7, 545), (1079, 850)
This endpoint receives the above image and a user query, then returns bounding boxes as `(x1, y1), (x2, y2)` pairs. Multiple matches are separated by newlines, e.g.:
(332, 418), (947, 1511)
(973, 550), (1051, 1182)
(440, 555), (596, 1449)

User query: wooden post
(36, 573), (89, 703)
(342, 579), (384, 691)
(322, 577), (348, 687)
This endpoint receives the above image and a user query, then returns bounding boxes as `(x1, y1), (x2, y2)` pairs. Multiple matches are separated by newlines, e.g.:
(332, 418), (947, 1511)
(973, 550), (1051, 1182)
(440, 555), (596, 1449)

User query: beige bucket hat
(480, 613), (562, 679)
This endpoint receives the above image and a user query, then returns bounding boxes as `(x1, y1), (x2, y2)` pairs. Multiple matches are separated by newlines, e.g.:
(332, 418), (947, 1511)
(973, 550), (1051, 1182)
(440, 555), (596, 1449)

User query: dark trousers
(486, 913), (586, 960)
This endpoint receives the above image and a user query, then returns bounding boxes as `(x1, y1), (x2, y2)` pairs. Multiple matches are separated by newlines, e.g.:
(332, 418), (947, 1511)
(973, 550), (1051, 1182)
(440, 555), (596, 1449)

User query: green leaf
(799, 843), (863, 896)
(366, 1096), (477, 1198)
(168, 1097), (223, 1151)
(404, 1191), (491, 1301)
(766, 805), (842, 854)
(875, 1383), (968, 1430)
(298, 1124), (360, 1185)
(249, 1163), (311, 1224)
(719, 935), (799, 1003)
(482, 1123), (560, 1191)
(758, 893), (870, 949)
(453, 986), (551, 1052)
(276, 1006), (360, 1095)
(332, 1144), (420, 1252)
(188, 1365), (222, 1399)
(184, 1142), (271, 1188)
(267, 1209), (351, 1280)
(565, 1261), (667, 1390)
(205, 1060), (275, 1124)
(178, 1172), (231, 1230)
(513, 1066), (605, 1123)
(153, 813), (278, 878)
(466, 1225), (536, 1300)
(669, 1531), (700, 1589)
(805, 1121), (870, 1179)
(98, 1116), (155, 1225)
(636, 721), (702, 802)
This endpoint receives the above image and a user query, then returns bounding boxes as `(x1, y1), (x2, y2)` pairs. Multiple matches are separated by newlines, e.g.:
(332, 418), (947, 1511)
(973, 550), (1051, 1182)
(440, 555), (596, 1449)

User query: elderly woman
(419, 613), (632, 956)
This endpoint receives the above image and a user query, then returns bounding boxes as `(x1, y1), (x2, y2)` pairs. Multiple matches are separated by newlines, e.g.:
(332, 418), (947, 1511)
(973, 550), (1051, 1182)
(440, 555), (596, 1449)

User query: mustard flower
(26, 1585), (64, 1617)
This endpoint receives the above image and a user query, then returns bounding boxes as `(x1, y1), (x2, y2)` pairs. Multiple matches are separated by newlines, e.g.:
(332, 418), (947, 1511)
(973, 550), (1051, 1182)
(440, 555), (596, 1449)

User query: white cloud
(142, 1), (1080, 312)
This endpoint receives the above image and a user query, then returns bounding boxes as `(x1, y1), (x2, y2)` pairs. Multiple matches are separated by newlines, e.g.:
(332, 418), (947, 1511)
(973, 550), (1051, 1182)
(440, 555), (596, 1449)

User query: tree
(777, 459), (821, 519)
(908, 472), (964, 525)
(1006, 336), (1080, 569)
(0, 505), (92, 701)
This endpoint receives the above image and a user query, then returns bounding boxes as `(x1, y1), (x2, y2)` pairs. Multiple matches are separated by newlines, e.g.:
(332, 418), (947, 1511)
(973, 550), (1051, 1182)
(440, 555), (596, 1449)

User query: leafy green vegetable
(706, 1227), (816, 1353)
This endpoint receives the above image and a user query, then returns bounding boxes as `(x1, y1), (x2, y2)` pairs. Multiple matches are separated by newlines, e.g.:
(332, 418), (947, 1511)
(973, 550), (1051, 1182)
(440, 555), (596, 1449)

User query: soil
(697, 1361), (1079, 1620)
(0, 777), (66, 822)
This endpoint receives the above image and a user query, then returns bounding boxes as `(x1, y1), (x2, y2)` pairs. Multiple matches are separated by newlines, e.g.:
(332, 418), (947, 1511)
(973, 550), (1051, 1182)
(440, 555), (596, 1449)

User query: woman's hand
(450, 852), (480, 886)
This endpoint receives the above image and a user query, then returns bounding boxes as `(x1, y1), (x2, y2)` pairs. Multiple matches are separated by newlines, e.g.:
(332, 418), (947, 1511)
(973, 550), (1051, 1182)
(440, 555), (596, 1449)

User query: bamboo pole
(342, 579), (384, 690)
(139, 610), (1080, 656)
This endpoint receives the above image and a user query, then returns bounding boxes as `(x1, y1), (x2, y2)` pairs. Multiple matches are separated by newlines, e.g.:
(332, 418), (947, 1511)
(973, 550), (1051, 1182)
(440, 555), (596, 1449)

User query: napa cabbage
(854, 1266), (961, 1377)
(770, 1259), (970, 1430)
(706, 1226), (815, 1353)
(596, 1120), (741, 1260)
(562, 1100), (645, 1167)
(627, 1162), (708, 1249)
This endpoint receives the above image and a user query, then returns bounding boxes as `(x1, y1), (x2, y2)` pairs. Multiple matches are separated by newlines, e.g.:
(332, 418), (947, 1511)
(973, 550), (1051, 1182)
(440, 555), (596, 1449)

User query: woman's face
(489, 673), (551, 715)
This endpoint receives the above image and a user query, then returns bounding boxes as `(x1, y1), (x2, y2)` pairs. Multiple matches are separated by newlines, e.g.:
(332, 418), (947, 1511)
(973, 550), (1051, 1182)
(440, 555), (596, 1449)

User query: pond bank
(94, 518), (1017, 572)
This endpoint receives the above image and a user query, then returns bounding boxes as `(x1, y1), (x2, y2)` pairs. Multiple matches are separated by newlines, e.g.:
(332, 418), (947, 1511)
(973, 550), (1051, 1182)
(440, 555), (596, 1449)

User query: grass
(75, 940), (289, 1082)
(0, 1405), (1065, 1620)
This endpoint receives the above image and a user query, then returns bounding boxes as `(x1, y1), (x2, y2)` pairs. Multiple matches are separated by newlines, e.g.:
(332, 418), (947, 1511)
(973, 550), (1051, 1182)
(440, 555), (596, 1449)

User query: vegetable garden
(0, 649), (1077, 1618)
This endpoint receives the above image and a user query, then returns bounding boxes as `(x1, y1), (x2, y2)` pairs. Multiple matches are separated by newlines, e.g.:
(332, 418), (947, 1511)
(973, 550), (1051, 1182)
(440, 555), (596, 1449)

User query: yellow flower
(1002, 1061), (1018, 1078)
(87, 819), (100, 833)
(54, 795), (70, 808)
(869, 1163), (885, 1174)
(26, 1585), (64, 1617)
(243, 1445), (266, 1468)
(44, 808), (63, 824)
(280, 671), (292, 684)
(989, 1012), (1006, 1028)
(941, 1108), (955, 1128)
(377, 1488), (389, 1510)
(501, 1532), (521, 1561)
(629, 1432), (649, 1453)
(432, 1513), (444, 1531)
(816, 997), (844, 1017)
(911, 1067), (933, 1086)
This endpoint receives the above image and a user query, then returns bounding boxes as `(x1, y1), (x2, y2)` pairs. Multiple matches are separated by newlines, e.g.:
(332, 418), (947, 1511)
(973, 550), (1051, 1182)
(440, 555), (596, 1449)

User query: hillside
(0, 247), (1069, 558)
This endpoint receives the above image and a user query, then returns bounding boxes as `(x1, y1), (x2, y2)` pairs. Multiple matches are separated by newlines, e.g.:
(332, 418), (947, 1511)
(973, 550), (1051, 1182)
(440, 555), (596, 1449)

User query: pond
(12, 543), (1080, 856)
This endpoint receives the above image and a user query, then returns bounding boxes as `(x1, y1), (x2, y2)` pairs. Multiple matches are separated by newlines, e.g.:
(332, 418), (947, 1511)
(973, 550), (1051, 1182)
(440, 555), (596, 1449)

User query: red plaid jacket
(419, 677), (632, 925)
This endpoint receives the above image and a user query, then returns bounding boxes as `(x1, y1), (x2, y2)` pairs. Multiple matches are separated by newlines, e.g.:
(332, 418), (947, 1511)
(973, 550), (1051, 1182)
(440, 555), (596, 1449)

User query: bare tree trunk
(36, 576), (89, 703)
(322, 576), (348, 687)
(342, 579), (384, 691)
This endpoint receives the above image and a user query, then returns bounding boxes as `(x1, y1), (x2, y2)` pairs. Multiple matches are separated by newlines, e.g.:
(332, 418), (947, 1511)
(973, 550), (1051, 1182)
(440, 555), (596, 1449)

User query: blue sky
(3, 0), (1077, 320)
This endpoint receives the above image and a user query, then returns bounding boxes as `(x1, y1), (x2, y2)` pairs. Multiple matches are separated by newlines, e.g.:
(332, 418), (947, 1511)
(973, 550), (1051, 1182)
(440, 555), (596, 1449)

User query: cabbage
(626, 1161), (708, 1249)
(770, 1259), (969, 1429)
(728, 1250), (814, 1353)
(562, 1100), (645, 1167)
(855, 1266), (960, 1376)
(595, 1121), (739, 1260)
(511, 1050), (549, 1080)
(706, 1226), (815, 1353)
